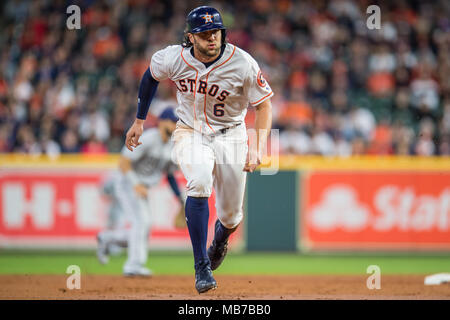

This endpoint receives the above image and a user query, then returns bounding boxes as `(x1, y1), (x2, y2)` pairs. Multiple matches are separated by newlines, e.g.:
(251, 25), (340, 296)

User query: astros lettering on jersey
(149, 43), (273, 133)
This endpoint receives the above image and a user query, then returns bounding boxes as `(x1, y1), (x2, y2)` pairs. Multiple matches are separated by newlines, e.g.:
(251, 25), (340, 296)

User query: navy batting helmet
(186, 6), (226, 34)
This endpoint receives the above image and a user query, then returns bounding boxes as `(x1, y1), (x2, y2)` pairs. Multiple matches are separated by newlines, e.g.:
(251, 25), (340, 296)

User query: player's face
(190, 29), (222, 60)
(158, 119), (177, 143)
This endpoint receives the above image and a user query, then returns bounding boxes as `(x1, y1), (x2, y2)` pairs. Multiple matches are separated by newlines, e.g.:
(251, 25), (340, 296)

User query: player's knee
(218, 210), (243, 229)
(186, 174), (213, 197)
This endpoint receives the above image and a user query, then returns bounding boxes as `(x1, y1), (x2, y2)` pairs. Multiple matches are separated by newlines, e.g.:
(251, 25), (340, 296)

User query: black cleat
(208, 239), (229, 271)
(195, 261), (217, 294)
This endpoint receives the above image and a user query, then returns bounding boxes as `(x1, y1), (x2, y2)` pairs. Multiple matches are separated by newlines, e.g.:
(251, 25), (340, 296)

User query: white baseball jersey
(149, 43), (273, 133)
(121, 128), (177, 187)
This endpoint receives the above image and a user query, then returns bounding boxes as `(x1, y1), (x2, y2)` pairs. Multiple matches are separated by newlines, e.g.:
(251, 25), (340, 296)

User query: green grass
(1, 250), (450, 275)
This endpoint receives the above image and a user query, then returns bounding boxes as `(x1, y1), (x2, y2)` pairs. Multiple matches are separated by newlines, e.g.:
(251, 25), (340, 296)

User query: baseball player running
(97, 107), (185, 276)
(125, 6), (273, 292)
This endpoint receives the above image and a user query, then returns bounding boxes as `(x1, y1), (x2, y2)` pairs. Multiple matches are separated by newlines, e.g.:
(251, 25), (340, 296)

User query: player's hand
(134, 184), (148, 198)
(174, 205), (187, 229)
(243, 149), (261, 173)
(125, 119), (145, 151)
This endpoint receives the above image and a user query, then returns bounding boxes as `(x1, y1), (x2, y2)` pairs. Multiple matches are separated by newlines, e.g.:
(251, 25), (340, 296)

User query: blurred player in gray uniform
(97, 107), (185, 276)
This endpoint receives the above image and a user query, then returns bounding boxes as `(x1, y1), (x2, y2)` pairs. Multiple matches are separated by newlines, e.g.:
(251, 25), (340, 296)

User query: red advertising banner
(0, 168), (242, 249)
(301, 172), (450, 250)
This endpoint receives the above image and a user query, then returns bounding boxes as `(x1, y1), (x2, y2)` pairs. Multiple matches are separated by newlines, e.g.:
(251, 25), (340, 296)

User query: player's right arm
(125, 68), (159, 151)
(126, 46), (175, 151)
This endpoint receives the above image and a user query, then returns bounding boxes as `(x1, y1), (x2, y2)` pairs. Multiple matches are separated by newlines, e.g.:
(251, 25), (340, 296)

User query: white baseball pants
(172, 123), (248, 229)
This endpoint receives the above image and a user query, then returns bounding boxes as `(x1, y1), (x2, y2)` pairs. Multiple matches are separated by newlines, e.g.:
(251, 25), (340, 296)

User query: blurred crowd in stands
(0, 0), (449, 156)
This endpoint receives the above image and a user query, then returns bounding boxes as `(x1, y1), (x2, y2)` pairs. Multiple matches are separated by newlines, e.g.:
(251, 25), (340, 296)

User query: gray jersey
(121, 128), (177, 186)
(149, 43), (273, 134)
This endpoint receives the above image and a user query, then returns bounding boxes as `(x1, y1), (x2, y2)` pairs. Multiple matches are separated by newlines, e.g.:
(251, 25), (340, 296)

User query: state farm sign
(302, 172), (450, 250)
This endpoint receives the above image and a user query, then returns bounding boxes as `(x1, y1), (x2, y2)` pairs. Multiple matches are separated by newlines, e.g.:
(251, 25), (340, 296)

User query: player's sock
(214, 219), (237, 244)
(185, 196), (210, 268)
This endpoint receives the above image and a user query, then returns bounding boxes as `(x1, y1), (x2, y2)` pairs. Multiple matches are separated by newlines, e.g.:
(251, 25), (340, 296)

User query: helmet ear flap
(182, 28), (193, 48)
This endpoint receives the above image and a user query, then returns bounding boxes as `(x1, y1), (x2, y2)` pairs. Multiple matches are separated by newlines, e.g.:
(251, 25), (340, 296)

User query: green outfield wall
(246, 171), (298, 251)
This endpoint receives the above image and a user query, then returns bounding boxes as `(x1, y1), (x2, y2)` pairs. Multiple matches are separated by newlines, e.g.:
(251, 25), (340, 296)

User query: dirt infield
(0, 275), (449, 300)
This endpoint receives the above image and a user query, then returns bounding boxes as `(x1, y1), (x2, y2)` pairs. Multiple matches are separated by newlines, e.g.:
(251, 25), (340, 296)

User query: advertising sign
(302, 172), (450, 250)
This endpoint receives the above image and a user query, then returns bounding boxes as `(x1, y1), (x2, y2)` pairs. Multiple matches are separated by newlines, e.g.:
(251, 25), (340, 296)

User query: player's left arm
(244, 98), (272, 172)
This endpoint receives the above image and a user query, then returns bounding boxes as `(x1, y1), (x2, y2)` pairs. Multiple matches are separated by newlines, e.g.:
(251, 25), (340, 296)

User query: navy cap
(186, 6), (226, 34)
(158, 107), (179, 122)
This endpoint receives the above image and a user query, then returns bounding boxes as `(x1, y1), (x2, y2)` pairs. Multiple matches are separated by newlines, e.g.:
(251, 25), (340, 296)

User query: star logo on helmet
(202, 13), (213, 24)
